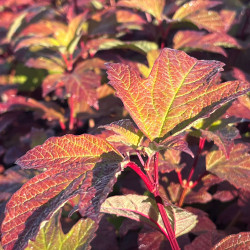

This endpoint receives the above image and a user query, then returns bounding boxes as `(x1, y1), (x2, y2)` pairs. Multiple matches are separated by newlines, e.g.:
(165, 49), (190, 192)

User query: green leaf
(25, 210), (97, 250)
(100, 194), (197, 237)
(99, 119), (143, 148)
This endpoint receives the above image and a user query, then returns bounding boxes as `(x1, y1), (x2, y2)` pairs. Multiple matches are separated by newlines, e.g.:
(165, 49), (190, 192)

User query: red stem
(145, 155), (155, 185)
(59, 120), (66, 131)
(189, 171), (209, 189)
(69, 96), (75, 130)
(125, 156), (180, 250)
(176, 169), (183, 186)
(187, 138), (206, 182)
(155, 195), (179, 250)
(125, 162), (154, 192)
(136, 151), (145, 166)
(154, 152), (159, 187)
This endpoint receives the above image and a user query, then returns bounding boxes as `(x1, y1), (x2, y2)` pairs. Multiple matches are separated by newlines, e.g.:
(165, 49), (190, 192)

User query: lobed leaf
(25, 210), (97, 250)
(212, 232), (250, 250)
(206, 143), (250, 191)
(106, 48), (250, 142)
(201, 126), (239, 158)
(2, 134), (123, 249)
(100, 194), (197, 238)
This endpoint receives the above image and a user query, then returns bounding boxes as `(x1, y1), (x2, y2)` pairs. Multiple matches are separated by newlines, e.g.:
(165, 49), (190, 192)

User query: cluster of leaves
(0, 0), (250, 249)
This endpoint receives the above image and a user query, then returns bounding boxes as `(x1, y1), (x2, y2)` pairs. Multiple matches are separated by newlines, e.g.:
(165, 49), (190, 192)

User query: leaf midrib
(158, 61), (197, 138)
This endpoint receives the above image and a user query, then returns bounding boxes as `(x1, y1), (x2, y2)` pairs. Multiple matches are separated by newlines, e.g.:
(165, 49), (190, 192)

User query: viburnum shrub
(1, 48), (250, 250)
(0, 0), (250, 249)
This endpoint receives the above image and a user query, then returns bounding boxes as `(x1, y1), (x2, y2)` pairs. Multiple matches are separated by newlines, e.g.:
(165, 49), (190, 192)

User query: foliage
(0, 0), (250, 249)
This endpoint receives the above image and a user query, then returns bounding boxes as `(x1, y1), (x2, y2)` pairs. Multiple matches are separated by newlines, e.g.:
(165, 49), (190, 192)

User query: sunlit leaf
(1, 134), (123, 249)
(173, 0), (221, 20)
(212, 232), (250, 250)
(7, 12), (27, 41)
(100, 119), (143, 148)
(206, 143), (250, 191)
(106, 48), (250, 142)
(25, 210), (97, 250)
(173, 1), (226, 32)
(117, 0), (165, 21)
(100, 194), (197, 237)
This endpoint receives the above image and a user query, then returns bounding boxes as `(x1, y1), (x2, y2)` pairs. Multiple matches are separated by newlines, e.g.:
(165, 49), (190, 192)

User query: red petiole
(125, 152), (180, 250)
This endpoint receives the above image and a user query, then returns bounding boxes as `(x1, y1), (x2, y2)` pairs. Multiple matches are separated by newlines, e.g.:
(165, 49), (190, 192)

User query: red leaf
(206, 143), (250, 191)
(173, 31), (240, 57)
(0, 95), (65, 123)
(106, 48), (250, 142)
(212, 232), (250, 250)
(185, 231), (225, 250)
(138, 228), (169, 250)
(1, 134), (123, 250)
(200, 126), (239, 158)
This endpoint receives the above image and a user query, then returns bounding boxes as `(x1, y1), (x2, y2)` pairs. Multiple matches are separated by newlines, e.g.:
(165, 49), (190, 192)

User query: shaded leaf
(173, 31), (240, 57)
(106, 48), (250, 142)
(225, 95), (250, 120)
(185, 207), (216, 234)
(200, 126), (239, 158)
(138, 228), (169, 250)
(100, 119), (143, 148)
(0, 166), (37, 203)
(117, 0), (165, 21)
(173, 1), (221, 20)
(25, 210), (97, 250)
(206, 143), (250, 191)
(212, 232), (250, 250)
(185, 231), (225, 250)
(100, 194), (197, 237)
(173, 1), (225, 32)
(0, 95), (65, 123)
(97, 39), (158, 55)
(1, 134), (123, 249)
(90, 215), (119, 250)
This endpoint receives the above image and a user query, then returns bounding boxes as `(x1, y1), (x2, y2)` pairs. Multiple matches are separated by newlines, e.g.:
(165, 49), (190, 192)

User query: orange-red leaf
(173, 1), (226, 33)
(117, 0), (165, 21)
(201, 126), (239, 158)
(173, 31), (240, 57)
(1, 134), (123, 250)
(206, 143), (250, 190)
(106, 48), (250, 142)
